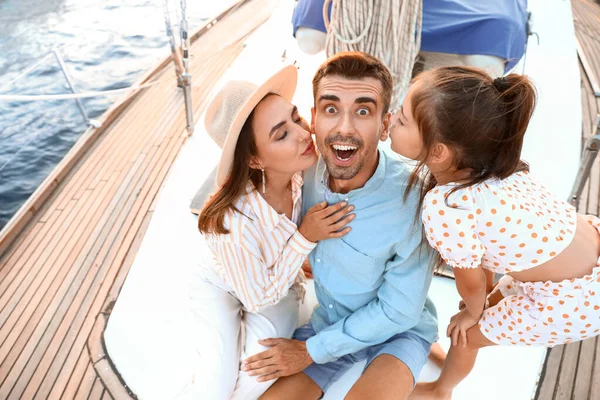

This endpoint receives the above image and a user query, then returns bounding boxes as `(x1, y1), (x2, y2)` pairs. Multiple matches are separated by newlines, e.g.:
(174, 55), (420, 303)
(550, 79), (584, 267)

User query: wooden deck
(0, 1), (273, 398)
(535, 0), (600, 399)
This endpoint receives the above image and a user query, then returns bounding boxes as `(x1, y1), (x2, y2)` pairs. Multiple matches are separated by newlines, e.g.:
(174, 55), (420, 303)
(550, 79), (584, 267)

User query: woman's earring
(261, 168), (266, 194)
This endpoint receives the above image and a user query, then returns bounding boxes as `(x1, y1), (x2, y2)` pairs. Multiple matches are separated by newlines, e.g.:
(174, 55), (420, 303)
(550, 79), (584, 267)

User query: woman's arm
(211, 201), (354, 313)
(211, 232), (315, 313)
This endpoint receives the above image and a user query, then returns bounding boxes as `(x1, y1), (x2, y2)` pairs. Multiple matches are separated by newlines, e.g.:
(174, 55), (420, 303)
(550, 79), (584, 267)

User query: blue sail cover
(292, 0), (330, 36)
(420, 0), (528, 71)
(292, 0), (528, 72)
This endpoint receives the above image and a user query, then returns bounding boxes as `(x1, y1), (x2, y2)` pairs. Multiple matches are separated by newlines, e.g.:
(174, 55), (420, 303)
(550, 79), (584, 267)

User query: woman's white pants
(180, 279), (300, 399)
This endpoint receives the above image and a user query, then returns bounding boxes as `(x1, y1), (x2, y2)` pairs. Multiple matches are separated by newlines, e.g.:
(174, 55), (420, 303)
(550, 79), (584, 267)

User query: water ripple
(0, 0), (236, 230)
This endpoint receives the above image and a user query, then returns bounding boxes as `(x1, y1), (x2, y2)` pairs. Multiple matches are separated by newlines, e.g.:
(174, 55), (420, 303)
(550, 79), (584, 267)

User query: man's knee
(368, 354), (415, 385)
(347, 355), (414, 400)
(260, 373), (322, 400)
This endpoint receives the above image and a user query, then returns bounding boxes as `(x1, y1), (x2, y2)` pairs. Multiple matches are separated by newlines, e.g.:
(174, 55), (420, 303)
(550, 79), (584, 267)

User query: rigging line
(0, 81), (159, 102)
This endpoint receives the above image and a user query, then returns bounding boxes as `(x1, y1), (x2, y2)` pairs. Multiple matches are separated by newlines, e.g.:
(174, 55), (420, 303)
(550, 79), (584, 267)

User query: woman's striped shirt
(203, 173), (315, 313)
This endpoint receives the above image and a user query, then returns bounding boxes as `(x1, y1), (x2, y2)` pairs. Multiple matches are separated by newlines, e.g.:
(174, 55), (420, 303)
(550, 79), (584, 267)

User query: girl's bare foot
(409, 382), (452, 400)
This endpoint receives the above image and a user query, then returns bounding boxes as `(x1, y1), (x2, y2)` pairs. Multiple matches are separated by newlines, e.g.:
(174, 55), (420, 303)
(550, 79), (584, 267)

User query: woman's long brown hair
(197, 109), (261, 235)
(405, 66), (537, 267)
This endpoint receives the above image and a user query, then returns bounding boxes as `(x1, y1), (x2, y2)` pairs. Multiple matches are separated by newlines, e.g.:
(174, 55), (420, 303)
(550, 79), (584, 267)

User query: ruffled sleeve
(422, 187), (485, 269)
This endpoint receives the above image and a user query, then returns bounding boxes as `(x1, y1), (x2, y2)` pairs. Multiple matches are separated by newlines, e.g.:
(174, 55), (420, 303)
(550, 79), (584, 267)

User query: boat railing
(1, 48), (101, 129)
(569, 115), (600, 208)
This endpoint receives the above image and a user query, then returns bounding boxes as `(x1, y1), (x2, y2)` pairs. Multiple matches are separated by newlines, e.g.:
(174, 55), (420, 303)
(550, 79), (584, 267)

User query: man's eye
(325, 106), (336, 114)
(357, 108), (370, 116)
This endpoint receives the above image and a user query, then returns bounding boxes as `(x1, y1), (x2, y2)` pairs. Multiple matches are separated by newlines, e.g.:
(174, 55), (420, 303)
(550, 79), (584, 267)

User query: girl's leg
(179, 279), (243, 399)
(231, 288), (301, 400)
(428, 342), (446, 369)
(487, 274), (516, 307)
(409, 324), (496, 400)
(484, 269), (496, 295)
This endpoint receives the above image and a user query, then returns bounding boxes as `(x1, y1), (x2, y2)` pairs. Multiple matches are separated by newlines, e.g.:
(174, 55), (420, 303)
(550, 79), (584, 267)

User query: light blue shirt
(302, 149), (439, 364)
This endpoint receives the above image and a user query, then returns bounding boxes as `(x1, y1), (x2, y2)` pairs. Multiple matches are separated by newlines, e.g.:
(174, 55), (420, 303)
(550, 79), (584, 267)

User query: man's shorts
(292, 323), (432, 392)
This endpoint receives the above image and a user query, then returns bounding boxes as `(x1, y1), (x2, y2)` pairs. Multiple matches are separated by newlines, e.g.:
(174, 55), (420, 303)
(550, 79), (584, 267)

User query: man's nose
(336, 111), (355, 136)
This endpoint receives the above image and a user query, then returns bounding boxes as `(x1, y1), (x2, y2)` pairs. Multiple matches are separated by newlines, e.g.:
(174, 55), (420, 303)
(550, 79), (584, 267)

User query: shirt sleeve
(305, 230), (435, 364)
(421, 188), (485, 269)
(209, 227), (316, 313)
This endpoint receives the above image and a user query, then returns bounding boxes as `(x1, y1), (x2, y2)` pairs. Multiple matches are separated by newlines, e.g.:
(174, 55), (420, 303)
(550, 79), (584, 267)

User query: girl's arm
(454, 266), (488, 319)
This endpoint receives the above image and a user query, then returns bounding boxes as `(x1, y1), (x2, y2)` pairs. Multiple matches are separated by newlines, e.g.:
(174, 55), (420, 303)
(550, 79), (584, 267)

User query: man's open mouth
(331, 144), (358, 162)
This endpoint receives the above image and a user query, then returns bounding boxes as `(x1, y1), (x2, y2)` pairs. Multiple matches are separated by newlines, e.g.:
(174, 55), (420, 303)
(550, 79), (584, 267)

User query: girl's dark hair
(406, 66), (537, 207)
(198, 109), (261, 235)
(405, 66), (537, 271)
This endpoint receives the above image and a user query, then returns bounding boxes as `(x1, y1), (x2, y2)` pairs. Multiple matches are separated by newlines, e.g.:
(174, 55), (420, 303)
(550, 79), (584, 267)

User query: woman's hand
(447, 308), (480, 347)
(298, 201), (354, 243)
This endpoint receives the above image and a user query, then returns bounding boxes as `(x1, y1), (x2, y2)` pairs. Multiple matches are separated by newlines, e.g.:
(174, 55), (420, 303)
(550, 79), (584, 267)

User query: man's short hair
(312, 51), (394, 115)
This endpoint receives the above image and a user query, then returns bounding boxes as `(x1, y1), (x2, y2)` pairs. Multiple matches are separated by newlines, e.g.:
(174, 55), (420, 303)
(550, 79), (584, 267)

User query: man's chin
(324, 157), (362, 181)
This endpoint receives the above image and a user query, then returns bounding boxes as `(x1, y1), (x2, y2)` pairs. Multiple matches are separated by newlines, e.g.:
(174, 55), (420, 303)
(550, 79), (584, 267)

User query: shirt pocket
(335, 240), (382, 290)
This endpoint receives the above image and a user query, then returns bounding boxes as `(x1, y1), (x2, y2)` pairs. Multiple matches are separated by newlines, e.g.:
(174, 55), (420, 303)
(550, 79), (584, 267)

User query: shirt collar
(244, 172), (304, 231)
(318, 150), (387, 202)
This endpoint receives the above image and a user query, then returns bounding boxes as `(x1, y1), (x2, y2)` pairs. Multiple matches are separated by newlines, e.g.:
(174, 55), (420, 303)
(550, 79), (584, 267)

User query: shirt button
(328, 304), (333, 309)
(316, 259), (321, 263)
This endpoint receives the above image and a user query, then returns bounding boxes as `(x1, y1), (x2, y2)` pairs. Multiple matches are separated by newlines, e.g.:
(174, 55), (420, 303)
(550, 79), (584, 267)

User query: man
(242, 52), (438, 399)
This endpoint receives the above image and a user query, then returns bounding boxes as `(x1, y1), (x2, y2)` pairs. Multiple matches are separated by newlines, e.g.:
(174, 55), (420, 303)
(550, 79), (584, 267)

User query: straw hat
(204, 65), (298, 186)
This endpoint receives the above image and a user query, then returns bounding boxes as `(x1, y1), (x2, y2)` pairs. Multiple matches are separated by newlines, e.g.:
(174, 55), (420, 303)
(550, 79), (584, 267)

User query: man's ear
(380, 111), (392, 142)
(310, 107), (316, 134)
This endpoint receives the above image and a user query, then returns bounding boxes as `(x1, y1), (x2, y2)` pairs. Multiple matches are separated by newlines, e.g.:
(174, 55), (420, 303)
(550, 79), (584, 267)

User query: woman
(186, 66), (354, 399)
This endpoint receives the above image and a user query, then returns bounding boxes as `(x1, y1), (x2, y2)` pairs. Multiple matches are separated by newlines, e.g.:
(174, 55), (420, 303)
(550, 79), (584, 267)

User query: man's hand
(241, 338), (313, 382)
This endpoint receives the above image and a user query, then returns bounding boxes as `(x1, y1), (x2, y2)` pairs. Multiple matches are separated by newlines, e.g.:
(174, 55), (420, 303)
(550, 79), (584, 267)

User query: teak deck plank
(73, 363), (96, 400)
(61, 349), (93, 400)
(572, 337), (596, 400)
(536, 345), (565, 400)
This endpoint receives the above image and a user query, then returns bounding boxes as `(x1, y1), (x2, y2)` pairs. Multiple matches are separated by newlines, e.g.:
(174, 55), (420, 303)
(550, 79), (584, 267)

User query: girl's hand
(301, 258), (313, 279)
(298, 201), (354, 243)
(447, 308), (480, 347)
(459, 298), (490, 311)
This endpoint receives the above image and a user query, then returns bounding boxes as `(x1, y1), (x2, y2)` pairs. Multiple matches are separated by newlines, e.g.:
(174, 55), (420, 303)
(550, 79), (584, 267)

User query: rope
(0, 81), (159, 102)
(323, 0), (423, 110)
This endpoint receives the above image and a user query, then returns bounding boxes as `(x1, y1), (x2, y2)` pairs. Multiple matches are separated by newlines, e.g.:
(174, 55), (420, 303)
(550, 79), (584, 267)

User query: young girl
(388, 66), (600, 399)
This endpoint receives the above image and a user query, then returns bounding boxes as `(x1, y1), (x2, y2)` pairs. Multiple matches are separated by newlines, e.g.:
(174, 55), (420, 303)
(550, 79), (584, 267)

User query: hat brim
(215, 65), (298, 187)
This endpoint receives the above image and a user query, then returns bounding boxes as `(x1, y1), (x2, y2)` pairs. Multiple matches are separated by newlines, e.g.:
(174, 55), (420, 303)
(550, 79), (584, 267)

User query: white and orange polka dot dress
(422, 171), (600, 346)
